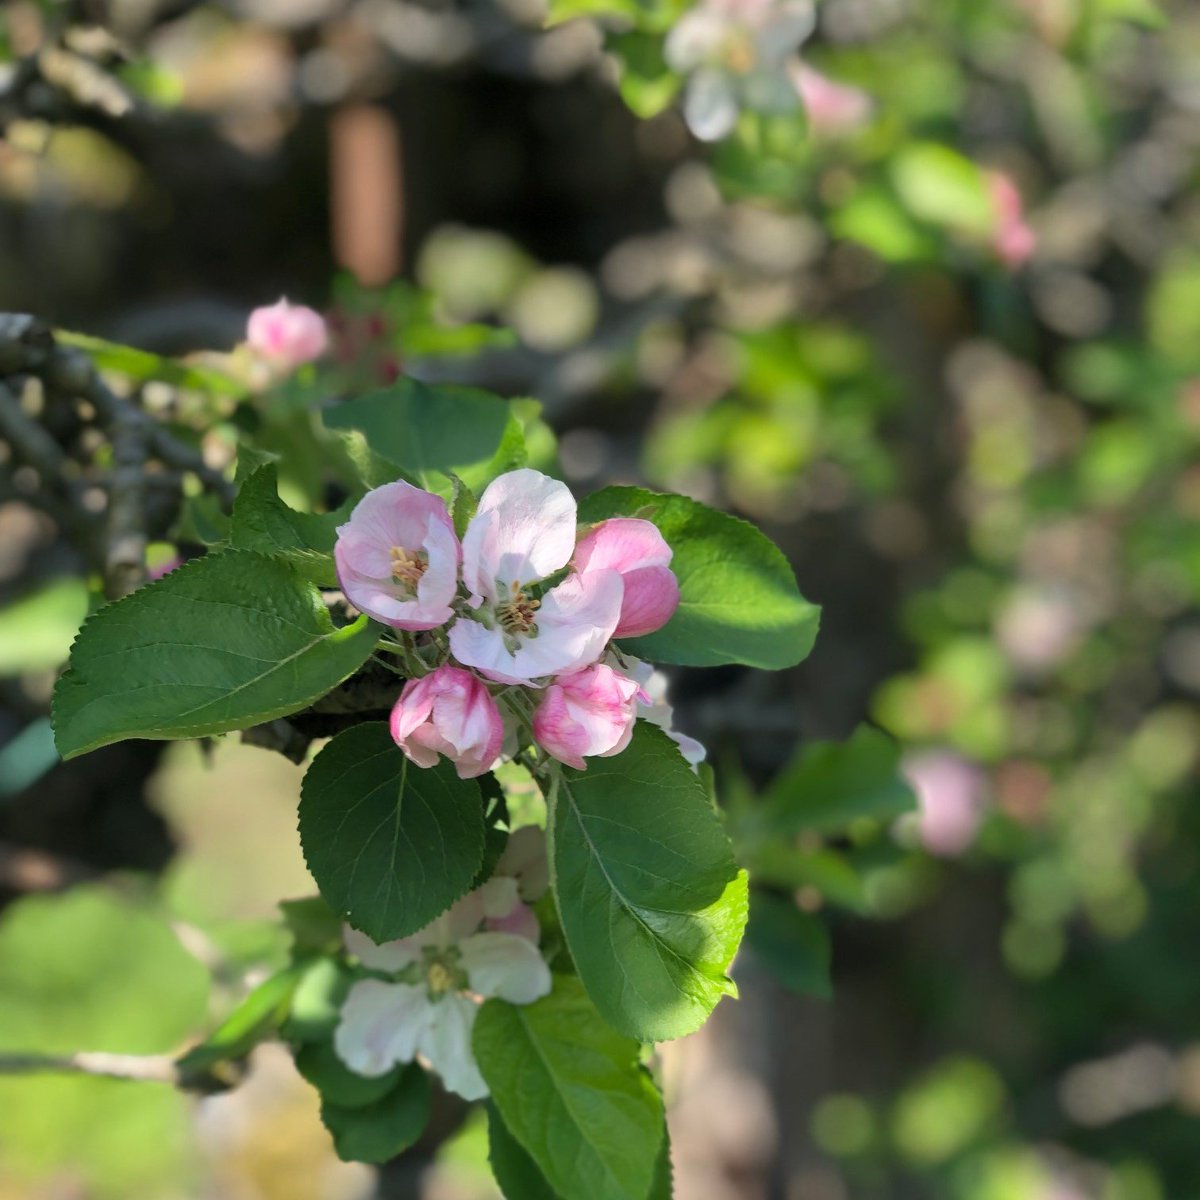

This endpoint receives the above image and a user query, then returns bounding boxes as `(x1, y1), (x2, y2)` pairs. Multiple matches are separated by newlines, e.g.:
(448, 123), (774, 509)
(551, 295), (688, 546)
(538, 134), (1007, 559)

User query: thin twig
(0, 1051), (181, 1085)
(103, 388), (148, 598)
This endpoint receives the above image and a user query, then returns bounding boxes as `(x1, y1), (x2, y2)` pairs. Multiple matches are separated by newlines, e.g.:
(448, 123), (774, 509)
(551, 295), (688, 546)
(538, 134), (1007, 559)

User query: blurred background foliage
(0, 0), (1197, 1197)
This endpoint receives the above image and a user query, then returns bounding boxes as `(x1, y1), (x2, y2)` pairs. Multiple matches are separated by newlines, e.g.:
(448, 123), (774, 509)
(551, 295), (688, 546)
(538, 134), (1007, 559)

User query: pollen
(496, 589), (541, 636)
(426, 960), (456, 996)
(389, 545), (428, 592)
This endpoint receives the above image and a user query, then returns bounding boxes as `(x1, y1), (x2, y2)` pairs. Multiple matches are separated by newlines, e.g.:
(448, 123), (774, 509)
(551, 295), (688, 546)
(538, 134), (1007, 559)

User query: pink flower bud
(246, 298), (329, 367)
(532, 663), (646, 770)
(986, 172), (1036, 270)
(573, 518), (680, 639)
(389, 665), (504, 780)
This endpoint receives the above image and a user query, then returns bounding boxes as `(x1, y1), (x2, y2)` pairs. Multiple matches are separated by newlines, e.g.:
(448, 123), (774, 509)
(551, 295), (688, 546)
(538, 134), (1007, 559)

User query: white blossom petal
(344, 925), (423, 973)
(664, 9), (730, 71)
(461, 469), (577, 597)
(334, 980), (432, 1077)
(459, 932), (553, 1005)
(754, 0), (814, 65)
(419, 994), (488, 1100)
(685, 69), (741, 141)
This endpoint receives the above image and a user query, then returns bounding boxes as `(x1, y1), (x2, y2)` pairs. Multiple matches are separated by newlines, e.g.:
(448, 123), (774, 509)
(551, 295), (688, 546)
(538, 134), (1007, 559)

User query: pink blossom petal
(461, 469), (577, 599)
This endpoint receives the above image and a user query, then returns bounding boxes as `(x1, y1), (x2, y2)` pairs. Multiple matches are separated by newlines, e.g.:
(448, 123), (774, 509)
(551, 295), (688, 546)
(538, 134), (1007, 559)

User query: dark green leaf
(549, 724), (747, 1041)
(230, 464), (354, 586)
(576, 487), (820, 670)
(320, 1064), (430, 1164)
(279, 896), (343, 956)
(474, 977), (665, 1200)
(322, 377), (525, 494)
(52, 552), (379, 759)
(295, 1039), (404, 1108)
(299, 723), (486, 941)
(761, 726), (916, 835)
(745, 892), (832, 999)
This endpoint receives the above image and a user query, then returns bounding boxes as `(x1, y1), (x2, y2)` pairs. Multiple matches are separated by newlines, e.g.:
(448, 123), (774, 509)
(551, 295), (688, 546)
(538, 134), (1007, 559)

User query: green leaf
(1093, 0), (1165, 28)
(323, 377), (526, 494)
(279, 895), (343, 956)
(299, 722), (486, 942)
(760, 726), (917, 836)
(230, 464), (354, 586)
(176, 966), (303, 1076)
(548, 723), (748, 1041)
(576, 487), (819, 669)
(612, 32), (681, 119)
(891, 143), (993, 238)
(295, 1039), (404, 1108)
(282, 958), (352, 1043)
(474, 977), (665, 1200)
(743, 844), (868, 913)
(320, 1065), (431, 1164)
(488, 1102), (561, 1200)
(57, 329), (247, 397)
(745, 892), (832, 999)
(52, 551), (379, 759)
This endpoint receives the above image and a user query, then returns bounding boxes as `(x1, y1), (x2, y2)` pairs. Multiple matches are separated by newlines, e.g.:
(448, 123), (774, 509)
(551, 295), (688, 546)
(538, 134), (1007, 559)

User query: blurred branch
(0, 1051), (182, 1085)
(0, 313), (234, 596)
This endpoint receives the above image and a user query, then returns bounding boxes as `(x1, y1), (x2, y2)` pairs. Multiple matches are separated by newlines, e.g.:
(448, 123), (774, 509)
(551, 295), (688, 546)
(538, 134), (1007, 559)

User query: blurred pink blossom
(246, 298), (329, 367)
(995, 587), (1083, 673)
(987, 171), (1036, 270)
(901, 749), (986, 857)
(791, 63), (872, 135)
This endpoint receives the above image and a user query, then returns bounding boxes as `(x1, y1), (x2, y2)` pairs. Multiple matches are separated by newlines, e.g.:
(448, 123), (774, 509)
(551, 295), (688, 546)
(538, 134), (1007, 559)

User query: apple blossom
(665, 0), (815, 141)
(246, 298), (328, 367)
(791, 63), (872, 136)
(449, 469), (624, 685)
(573, 518), (680, 638)
(477, 871), (540, 942)
(336, 893), (550, 1100)
(389, 665), (504, 780)
(532, 663), (646, 770)
(900, 749), (986, 857)
(334, 480), (460, 630)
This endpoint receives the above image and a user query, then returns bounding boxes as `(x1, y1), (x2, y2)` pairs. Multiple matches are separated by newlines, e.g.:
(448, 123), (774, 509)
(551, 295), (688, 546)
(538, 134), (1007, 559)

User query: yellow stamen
(390, 546), (428, 591)
(426, 961), (456, 995)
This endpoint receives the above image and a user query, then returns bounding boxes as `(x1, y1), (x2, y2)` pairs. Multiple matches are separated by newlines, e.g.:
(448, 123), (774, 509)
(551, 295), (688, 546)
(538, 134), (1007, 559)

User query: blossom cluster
(335, 828), (552, 1100)
(334, 467), (699, 777)
(664, 0), (872, 142)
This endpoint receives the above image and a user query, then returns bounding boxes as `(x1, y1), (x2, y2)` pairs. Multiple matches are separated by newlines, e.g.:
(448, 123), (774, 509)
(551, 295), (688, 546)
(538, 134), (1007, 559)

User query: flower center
(721, 31), (757, 73)
(389, 546), (428, 593)
(421, 946), (468, 1000)
(496, 589), (541, 637)
(426, 961), (456, 995)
